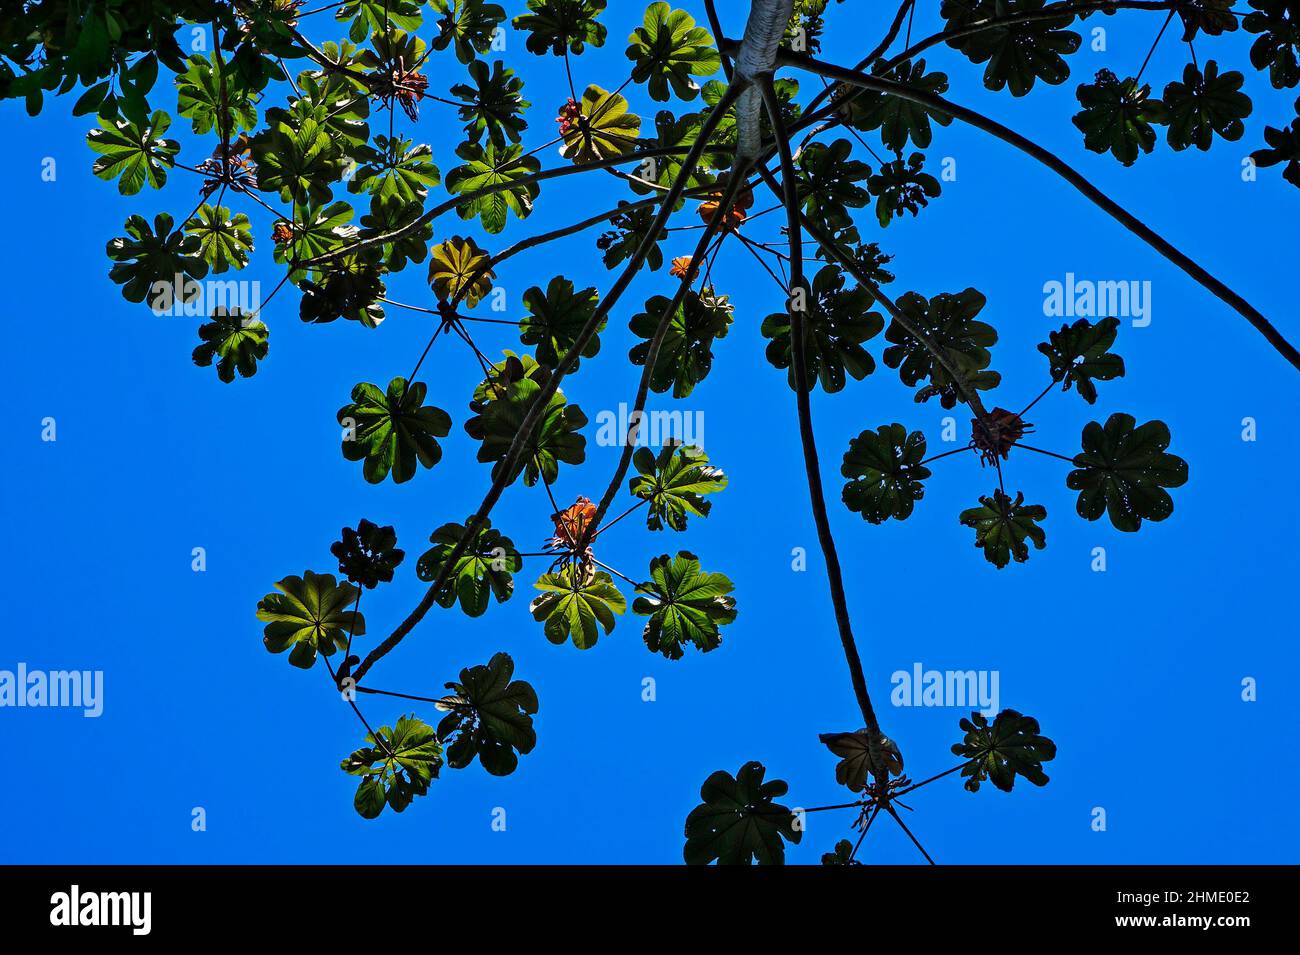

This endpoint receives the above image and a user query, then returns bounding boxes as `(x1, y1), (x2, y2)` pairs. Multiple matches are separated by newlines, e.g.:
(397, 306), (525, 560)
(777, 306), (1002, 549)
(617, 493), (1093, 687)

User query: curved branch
(759, 77), (885, 749)
(780, 50), (1300, 372)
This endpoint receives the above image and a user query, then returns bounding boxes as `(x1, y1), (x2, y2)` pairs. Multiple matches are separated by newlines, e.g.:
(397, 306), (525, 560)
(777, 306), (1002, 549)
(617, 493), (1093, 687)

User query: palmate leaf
(292, 69), (371, 153)
(429, 0), (508, 64)
(941, 0), (1081, 96)
(341, 715), (441, 819)
(107, 212), (207, 304)
(559, 85), (642, 163)
(762, 265), (883, 393)
(86, 109), (178, 195)
(529, 565), (626, 649)
(193, 307), (268, 383)
(452, 59), (531, 148)
(959, 489), (1048, 568)
(1067, 413), (1188, 532)
(1252, 103), (1300, 187)
(822, 840), (860, 866)
(818, 730), (904, 792)
(298, 254), (387, 328)
(336, 0), (423, 43)
(882, 288), (1000, 408)
(337, 377), (453, 484)
(514, 0), (608, 55)
(257, 570), (365, 669)
(416, 518), (523, 616)
(627, 109), (723, 202)
(625, 2), (721, 102)
(597, 200), (668, 271)
(464, 353), (588, 487)
(952, 709), (1056, 793)
(797, 138), (871, 232)
(519, 275), (602, 371)
(841, 424), (931, 523)
(445, 140), (540, 234)
(628, 441), (727, 532)
(1159, 60), (1252, 151)
(1037, 316), (1124, 403)
(1245, 0), (1300, 90)
(350, 135), (441, 204)
(436, 652), (538, 775)
(847, 58), (952, 151)
(273, 200), (359, 284)
(358, 194), (433, 273)
(1071, 69), (1163, 166)
(331, 518), (405, 590)
(428, 235), (495, 306)
(684, 762), (802, 866)
(175, 52), (257, 135)
(1176, 0), (1239, 41)
(629, 289), (733, 397)
(250, 103), (345, 205)
(184, 204), (254, 273)
(633, 551), (736, 660)
(867, 152), (941, 226)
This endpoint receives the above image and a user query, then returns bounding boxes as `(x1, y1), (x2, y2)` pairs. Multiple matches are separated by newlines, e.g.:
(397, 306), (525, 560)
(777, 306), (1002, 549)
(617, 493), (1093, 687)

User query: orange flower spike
(669, 255), (697, 279)
(698, 186), (754, 233)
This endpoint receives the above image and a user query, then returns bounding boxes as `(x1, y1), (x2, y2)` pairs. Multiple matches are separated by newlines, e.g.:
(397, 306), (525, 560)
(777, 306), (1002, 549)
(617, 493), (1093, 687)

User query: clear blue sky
(3, 2), (1297, 864)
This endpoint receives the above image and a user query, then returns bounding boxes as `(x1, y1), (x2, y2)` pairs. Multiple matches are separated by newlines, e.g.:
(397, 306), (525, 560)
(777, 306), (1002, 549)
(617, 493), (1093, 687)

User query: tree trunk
(733, 0), (794, 159)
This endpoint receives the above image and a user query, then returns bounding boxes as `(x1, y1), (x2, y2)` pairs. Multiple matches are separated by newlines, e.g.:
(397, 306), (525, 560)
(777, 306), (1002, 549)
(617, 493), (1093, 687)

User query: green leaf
(428, 235), (495, 306)
(627, 109), (722, 202)
(559, 84), (641, 162)
(298, 255), (387, 328)
(629, 288), (733, 397)
(463, 353), (587, 487)
(797, 138), (871, 233)
(337, 377), (453, 484)
(416, 518), (522, 616)
(257, 570), (364, 669)
(519, 275), (603, 371)
(959, 489), (1048, 568)
(847, 58), (952, 151)
(193, 307), (268, 383)
(841, 424), (931, 523)
(445, 140), (540, 234)
(350, 135), (441, 204)
(341, 715), (441, 818)
(175, 53), (258, 135)
(762, 265), (882, 393)
(336, 0), (423, 42)
(1245, 0), (1300, 90)
(882, 288), (1000, 408)
(273, 200), (358, 284)
(867, 152), (941, 226)
(331, 518), (405, 589)
(628, 441), (727, 532)
(683, 762), (802, 865)
(1252, 106), (1300, 187)
(86, 109), (178, 195)
(1176, 0), (1239, 41)
(1159, 60), (1252, 151)
(1067, 413), (1188, 532)
(1072, 69), (1163, 165)
(514, 0), (607, 55)
(1037, 316), (1124, 404)
(452, 59), (531, 147)
(633, 551), (736, 659)
(625, 2), (721, 102)
(184, 204), (254, 273)
(822, 839), (860, 865)
(597, 200), (667, 271)
(529, 564), (626, 649)
(436, 652), (538, 775)
(107, 212), (207, 304)
(941, 0), (1081, 97)
(250, 103), (345, 205)
(952, 709), (1056, 793)
(818, 730), (904, 791)
(358, 193), (432, 272)
(429, 0), (508, 64)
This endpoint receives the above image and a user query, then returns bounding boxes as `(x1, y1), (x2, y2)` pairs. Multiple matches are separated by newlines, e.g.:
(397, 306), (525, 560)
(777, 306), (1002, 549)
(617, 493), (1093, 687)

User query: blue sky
(2, 1), (1297, 864)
